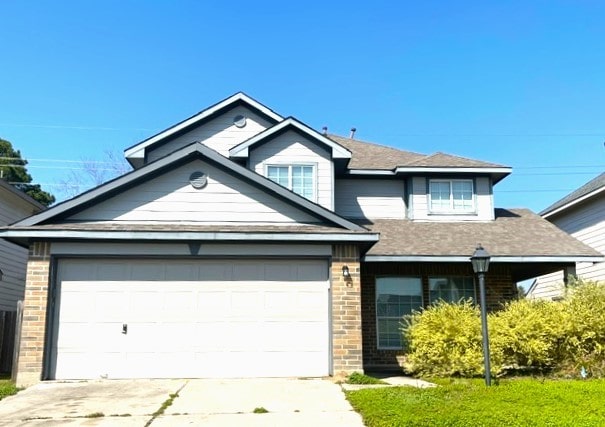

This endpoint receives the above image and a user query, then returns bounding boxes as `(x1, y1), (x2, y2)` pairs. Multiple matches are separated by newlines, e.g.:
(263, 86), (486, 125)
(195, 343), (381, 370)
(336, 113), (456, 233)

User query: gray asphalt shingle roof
(327, 134), (507, 170)
(362, 208), (601, 258)
(540, 172), (605, 216)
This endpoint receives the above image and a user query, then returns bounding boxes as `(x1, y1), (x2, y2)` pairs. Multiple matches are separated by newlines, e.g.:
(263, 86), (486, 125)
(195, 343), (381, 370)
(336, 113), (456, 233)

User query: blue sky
(1, 0), (604, 209)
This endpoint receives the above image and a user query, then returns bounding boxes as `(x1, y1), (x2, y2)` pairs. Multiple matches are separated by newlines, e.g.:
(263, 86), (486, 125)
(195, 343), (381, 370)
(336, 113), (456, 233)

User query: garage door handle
(122, 324), (128, 334)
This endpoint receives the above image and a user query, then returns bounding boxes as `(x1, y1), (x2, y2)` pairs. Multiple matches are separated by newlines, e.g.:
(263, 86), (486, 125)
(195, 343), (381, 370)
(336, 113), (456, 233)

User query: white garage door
(52, 258), (330, 380)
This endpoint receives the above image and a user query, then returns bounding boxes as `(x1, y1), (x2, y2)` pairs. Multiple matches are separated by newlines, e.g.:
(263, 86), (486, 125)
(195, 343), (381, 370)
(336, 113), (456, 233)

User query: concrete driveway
(0, 378), (364, 426)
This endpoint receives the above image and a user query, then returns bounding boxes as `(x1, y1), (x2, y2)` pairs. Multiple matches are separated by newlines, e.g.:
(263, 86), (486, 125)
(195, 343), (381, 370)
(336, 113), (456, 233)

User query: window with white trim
(429, 277), (476, 304)
(376, 277), (423, 349)
(429, 179), (474, 213)
(267, 165), (315, 200)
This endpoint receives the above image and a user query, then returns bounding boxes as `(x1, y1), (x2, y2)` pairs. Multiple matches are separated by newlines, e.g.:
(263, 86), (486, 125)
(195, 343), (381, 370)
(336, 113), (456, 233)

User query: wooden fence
(0, 301), (23, 378)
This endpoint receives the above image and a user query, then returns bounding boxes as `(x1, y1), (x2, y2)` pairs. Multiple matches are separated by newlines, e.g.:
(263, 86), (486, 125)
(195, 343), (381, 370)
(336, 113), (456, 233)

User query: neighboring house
(527, 173), (605, 300)
(0, 179), (44, 312)
(1, 93), (601, 387)
(0, 179), (44, 373)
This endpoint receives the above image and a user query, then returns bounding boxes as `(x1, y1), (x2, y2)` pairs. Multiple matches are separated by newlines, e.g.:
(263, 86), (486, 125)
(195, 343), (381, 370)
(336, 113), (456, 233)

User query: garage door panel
(54, 258), (330, 380)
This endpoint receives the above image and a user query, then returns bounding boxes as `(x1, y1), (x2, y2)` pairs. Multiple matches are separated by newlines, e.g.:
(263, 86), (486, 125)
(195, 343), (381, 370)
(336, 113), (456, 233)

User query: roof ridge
(326, 134), (426, 157)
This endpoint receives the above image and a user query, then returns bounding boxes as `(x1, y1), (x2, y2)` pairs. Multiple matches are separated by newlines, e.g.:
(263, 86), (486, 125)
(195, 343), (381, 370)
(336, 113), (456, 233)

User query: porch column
(331, 244), (363, 376)
(16, 242), (51, 387)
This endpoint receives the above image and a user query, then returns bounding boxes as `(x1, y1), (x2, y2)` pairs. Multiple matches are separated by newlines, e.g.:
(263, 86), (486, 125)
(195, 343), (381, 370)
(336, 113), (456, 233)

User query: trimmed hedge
(403, 280), (605, 378)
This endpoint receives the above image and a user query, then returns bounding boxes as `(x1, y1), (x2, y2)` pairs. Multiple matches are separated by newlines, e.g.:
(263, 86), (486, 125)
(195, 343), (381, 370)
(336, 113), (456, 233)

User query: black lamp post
(470, 244), (492, 386)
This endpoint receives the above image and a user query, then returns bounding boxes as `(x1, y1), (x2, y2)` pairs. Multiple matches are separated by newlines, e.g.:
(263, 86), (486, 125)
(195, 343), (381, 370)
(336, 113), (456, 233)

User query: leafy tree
(0, 138), (55, 206)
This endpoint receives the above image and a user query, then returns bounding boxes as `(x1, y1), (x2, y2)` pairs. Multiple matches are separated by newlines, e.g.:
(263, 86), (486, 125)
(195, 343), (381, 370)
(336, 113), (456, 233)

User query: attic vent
(233, 114), (247, 128)
(189, 171), (209, 189)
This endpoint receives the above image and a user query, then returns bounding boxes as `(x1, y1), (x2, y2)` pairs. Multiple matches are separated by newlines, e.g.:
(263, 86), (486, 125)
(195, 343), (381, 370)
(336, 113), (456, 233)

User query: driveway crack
(144, 380), (188, 426)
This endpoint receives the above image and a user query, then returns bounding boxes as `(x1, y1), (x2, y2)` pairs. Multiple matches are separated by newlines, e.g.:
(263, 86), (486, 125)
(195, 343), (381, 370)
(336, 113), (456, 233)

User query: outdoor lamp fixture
(342, 265), (351, 280)
(470, 244), (492, 386)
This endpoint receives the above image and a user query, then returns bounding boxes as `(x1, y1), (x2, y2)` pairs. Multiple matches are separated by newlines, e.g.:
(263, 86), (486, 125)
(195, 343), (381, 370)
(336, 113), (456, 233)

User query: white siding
(531, 196), (605, 299)
(249, 130), (333, 210)
(147, 105), (273, 161)
(409, 176), (494, 221)
(334, 179), (405, 219)
(69, 159), (318, 224)
(0, 187), (40, 311)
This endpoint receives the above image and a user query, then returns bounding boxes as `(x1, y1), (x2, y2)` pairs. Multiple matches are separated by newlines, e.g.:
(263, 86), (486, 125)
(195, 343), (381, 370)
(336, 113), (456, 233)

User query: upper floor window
(429, 179), (474, 213)
(267, 164), (315, 201)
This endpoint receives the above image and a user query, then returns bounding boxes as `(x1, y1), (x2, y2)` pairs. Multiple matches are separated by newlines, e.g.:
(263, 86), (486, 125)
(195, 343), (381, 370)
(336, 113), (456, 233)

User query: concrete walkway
(0, 378), (364, 426)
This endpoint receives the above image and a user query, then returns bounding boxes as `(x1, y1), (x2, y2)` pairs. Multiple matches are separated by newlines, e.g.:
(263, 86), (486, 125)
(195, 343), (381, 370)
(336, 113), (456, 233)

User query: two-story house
(1, 93), (600, 386)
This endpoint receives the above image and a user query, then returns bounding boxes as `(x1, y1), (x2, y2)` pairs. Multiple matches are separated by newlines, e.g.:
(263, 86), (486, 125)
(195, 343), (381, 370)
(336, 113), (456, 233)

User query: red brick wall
(16, 242), (51, 387)
(361, 262), (516, 370)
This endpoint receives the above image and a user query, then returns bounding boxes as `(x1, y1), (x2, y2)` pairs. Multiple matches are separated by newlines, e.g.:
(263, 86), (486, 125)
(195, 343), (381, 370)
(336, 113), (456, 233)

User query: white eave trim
(229, 117), (351, 159)
(394, 166), (512, 174)
(0, 229), (380, 243)
(124, 92), (283, 158)
(364, 255), (604, 263)
(346, 167), (512, 176)
(542, 186), (605, 219)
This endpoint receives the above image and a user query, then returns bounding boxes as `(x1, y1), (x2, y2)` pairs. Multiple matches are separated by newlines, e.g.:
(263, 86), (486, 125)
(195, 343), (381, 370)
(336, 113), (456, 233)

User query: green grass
(346, 372), (388, 385)
(0, 380), (19, 400)
(345, 378), (605, 427)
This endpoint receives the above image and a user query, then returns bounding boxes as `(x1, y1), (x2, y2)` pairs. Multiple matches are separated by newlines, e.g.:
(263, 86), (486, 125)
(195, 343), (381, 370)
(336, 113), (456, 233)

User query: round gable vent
(233, 114), (247, 128)
(189, 171), (208, 189)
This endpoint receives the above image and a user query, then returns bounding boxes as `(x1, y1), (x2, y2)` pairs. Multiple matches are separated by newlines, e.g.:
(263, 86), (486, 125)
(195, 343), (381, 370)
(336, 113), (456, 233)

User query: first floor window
(376, 277), (423, 349)
(429, 276), (476, 304)
(429, 179), (474, 213)
(267, 164), (315, 200)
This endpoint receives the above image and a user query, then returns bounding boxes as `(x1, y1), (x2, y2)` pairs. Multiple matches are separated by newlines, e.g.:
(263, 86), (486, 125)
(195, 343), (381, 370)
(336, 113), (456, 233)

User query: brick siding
(361, 262), (516, 370)
(331, 244), (363, 376)
(16, 242), (51, 387)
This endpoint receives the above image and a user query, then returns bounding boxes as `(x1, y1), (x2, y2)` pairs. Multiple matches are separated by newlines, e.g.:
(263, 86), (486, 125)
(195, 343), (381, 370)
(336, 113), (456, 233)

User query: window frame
(265, 163), (317, 202)
(428, 178), (476, 214)
(428, 276), (477, 305)
(375, 276), (424, 350)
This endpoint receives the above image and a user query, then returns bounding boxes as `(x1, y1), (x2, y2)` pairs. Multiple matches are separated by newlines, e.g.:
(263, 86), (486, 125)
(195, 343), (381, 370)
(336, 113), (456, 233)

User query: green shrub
(558, 281), (605, 375)
(403, 300), (498, 377)
(403, 280), (605, 378)
(490, 298), (564, 370)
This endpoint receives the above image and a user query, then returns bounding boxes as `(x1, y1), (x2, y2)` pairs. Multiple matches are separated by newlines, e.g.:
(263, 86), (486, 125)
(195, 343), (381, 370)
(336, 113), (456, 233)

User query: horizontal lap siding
(1, 189), (37, 311)
(410, 176), (494, 221)
(334, 179), (405, 219)
(70, 159), (318, 224)
(532, 197), (605, 299)
(148, 106), (273, 160)
(249, 130), (333, 210)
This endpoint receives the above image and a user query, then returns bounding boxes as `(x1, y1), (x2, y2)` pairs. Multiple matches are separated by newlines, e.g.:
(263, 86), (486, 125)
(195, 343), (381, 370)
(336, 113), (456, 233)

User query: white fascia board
(394, 167), (512, 175)
(0, 229), (380, 243)
(346, 169), (396, 176)
(124, 92), (283, 158)
(229, 118), (351, 159)
(542, 186), (605, 219)
(364, 255), (604, 263)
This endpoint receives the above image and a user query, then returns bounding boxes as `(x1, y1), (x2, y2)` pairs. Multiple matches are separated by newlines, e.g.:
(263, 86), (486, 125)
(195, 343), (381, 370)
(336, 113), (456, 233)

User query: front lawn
(346, 378), (605, 427)
(0, 380), (18, 400)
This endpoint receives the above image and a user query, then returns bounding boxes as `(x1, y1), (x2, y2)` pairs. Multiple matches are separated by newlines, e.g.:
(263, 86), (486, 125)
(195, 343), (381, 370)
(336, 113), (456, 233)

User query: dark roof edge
(15, 142), (366, 232)
(0, 179), (45, 211)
